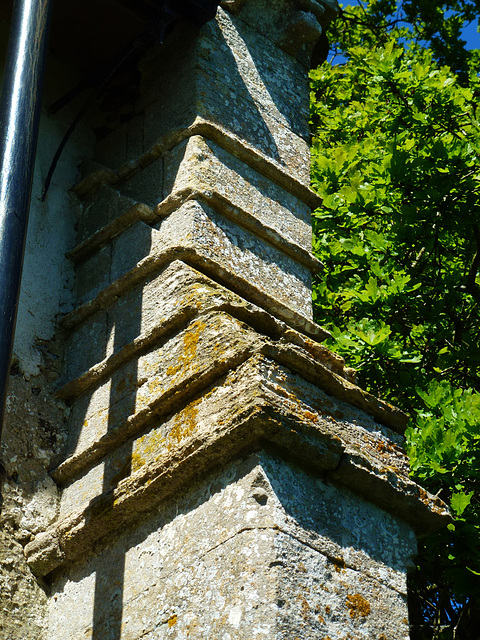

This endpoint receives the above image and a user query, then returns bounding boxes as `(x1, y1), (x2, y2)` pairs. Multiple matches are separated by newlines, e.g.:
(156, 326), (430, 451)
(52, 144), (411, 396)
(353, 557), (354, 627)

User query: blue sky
(329, 4), (480, 65)
(459, 17), (479, 50)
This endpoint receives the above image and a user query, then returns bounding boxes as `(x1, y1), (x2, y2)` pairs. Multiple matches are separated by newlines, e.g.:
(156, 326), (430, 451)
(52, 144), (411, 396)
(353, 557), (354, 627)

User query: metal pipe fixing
(0, 0), (53, 441)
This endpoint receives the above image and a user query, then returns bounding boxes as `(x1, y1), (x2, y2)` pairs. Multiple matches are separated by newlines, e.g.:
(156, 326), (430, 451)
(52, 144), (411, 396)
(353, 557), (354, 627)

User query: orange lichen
(167, 614), (178, 627)
(302, 409), (319, 422)
(346, 594), (371, 619)
(131, 430), (166, 472)
(297, 595), (310, 620)
(168, 398), (201, 448)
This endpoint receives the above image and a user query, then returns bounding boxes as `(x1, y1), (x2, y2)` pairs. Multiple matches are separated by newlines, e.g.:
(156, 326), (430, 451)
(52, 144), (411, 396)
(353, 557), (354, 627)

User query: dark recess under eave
(0, 0), (221, 74)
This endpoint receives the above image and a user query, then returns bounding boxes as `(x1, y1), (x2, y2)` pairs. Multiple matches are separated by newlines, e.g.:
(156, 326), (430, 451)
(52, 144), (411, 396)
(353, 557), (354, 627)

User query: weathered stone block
(110, 220), (154, 284)
(157, 199), (314, 321)
(48, 452), (415, 640)
(76, 184), (137, 245)
(65, 311), (109, 382)
(95, 122), (128, 171)
(59, 312), (262, 491)
(48, 353), (445, 553)
(72, 197), (313, 324)
(140, 9), (311, 182)
(162, 135), (313, 252)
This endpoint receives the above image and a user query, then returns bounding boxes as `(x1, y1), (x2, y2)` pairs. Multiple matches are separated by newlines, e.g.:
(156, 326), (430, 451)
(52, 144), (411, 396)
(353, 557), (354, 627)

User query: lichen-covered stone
(139, 9), (312, 182)
(73, 199), (314, 325)
(10, 0), (448, 637)
(47, 453), (414, 640)
(161, 135), (313, 253)
(0, 372), (69, 639)
(27, 353), (446, 577)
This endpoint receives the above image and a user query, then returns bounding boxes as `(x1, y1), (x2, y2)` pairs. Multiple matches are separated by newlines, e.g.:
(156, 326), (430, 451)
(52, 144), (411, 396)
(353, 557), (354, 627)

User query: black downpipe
(0, 0), (53, 449)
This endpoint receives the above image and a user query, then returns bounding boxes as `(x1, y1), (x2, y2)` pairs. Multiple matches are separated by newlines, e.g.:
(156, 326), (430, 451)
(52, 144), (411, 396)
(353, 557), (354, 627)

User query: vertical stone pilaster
(23, 2), (448, 638)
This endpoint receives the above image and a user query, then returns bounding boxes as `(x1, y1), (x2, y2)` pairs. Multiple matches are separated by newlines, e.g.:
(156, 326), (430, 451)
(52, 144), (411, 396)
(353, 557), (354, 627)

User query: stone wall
(0, 13), (95, 637)
(2, 1), (449, 638)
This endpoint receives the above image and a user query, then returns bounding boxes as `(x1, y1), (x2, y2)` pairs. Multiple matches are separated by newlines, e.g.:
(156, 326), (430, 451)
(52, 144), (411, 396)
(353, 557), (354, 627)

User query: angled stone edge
(53, 322), (406, 490)
(25, 354), (448, 578)
(67, 201), (156, 263)
(55, 264), (403, 435)
(157, 189), (322, 272)
(58, 242), (327, 344)
(66, 187), (320, 275)
(267, 340), (407, 433)
(72, 117), (322, 210)
(57, 262), (290, 398)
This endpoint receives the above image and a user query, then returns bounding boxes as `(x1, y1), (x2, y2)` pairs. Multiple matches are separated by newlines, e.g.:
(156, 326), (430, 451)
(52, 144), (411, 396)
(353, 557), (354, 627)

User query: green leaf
(451, 490), (474, 516)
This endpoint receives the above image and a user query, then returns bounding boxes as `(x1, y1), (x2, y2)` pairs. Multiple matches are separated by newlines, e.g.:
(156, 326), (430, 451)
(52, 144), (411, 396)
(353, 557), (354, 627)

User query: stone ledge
(25, 355), (448, 578)
(73, 117), (322, 210)
(54, 322), (406, 493)
(157, 190), (321, 272)
(59, 231), (325, 341)
(68, 185), (320, 274)
(56, 266), (403, 440)
(67, 200), (156, 263)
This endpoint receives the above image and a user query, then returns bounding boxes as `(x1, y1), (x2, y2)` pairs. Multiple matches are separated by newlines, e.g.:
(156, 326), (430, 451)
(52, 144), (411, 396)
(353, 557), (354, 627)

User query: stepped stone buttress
(3, 0), (449, 638)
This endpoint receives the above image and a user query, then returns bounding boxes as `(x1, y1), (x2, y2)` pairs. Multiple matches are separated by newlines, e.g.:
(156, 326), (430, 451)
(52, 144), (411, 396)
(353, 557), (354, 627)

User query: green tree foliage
(310, 1), (480, 637)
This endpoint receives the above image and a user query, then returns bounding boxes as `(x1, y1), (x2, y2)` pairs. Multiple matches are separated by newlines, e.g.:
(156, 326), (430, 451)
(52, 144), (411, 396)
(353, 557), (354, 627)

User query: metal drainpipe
(0, 0), (53, 451)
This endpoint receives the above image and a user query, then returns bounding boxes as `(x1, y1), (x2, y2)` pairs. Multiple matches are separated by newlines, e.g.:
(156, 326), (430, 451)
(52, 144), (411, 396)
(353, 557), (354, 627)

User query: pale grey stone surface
(162, 136), (313, 252)
(6, 1), (447, 638)
(73, 199), (313, 321)
(48, 453), (414, 640)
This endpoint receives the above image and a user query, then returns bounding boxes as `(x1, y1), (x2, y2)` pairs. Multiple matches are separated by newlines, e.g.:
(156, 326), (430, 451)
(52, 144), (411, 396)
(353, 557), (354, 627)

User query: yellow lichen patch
(166, 317), (206, 378)
(167, 398), (201, 448)
(183, 318), (206, 361)
(183, 281), (217, 309)
(166, 363), (182, 377)
(167, 614), (178, 627)
(298, 595), (310, 620)
(131, 451), (146, 472)
(131, 430), (166, 473)
(346, 593), (371, 619)
(302, 409), (319, 423)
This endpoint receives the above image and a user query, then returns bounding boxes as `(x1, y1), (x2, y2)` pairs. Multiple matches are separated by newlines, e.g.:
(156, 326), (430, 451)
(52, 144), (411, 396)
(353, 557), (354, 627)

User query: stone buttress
(24, 1), (449, 638)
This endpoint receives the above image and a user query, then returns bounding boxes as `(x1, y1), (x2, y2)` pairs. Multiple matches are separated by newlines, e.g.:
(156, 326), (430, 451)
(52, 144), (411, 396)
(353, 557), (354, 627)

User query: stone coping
(73, 118), (322, 210)
(25, 354), (449, 578)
